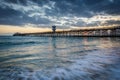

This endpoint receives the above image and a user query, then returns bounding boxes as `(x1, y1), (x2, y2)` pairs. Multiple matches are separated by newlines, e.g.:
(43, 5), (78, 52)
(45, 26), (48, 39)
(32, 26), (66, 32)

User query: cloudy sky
(0, 0), (120, 34)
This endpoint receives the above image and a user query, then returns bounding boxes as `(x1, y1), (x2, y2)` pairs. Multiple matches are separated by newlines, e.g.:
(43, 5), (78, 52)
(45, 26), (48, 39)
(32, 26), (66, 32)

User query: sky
(0, 0), (120, 35)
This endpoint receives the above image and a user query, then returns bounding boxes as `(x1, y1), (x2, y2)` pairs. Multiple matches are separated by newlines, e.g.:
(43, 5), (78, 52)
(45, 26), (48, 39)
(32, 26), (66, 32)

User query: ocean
(0, 36), (120, 80)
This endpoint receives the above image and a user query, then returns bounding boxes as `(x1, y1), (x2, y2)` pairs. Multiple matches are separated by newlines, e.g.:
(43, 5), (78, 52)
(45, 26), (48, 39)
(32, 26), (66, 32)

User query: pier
(13, 26), (120, 37)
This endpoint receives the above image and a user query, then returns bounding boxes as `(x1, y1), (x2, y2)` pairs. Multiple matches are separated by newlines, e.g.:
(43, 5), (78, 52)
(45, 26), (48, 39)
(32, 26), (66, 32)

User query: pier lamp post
(52, 25), (56, 33)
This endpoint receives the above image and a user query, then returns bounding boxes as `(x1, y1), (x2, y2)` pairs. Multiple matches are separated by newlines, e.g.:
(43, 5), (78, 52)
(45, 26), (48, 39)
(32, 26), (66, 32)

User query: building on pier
(52, 25), (56, 33)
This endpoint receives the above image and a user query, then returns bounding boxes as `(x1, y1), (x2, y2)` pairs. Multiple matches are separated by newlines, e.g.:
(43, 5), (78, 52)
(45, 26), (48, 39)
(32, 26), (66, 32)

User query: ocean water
(0, 36), (120, 80)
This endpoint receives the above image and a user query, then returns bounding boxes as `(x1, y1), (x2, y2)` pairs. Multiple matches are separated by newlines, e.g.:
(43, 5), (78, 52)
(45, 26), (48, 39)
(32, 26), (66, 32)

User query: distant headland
(13, 26), (120, 37)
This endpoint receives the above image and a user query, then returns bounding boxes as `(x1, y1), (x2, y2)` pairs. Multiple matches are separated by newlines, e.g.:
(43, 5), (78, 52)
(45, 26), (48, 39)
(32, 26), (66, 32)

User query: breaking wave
(0, 50), (120, 80)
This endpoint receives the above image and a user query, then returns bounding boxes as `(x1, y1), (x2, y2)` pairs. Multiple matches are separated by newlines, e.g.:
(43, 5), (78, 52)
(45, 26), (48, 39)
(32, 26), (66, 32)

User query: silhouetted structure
(52, 25), (56, 33)
(13, 26), (120, 37)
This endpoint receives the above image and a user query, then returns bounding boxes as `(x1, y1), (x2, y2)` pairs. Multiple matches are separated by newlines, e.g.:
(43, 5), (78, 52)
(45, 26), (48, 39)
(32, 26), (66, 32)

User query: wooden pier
(13, 26), (120, 37)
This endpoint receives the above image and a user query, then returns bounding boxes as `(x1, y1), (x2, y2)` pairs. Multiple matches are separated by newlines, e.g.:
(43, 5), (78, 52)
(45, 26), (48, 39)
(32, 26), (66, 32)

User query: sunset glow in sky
(0, 0), (120, 35)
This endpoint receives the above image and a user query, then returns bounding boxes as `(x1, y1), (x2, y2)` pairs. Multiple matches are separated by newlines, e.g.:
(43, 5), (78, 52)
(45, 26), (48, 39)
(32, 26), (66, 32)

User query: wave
(0, 50), (120, 80)
(0, 41), (48, 46)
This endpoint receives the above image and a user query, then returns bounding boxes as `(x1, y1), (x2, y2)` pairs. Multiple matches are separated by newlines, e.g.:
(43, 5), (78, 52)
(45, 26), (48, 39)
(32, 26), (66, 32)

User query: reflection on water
(0, 36), (120, 80)
(51, 37), (57, 49)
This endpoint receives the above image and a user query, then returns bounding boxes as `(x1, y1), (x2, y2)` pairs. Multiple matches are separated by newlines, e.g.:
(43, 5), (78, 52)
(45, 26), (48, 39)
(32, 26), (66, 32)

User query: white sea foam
(0, 49), (119, 80)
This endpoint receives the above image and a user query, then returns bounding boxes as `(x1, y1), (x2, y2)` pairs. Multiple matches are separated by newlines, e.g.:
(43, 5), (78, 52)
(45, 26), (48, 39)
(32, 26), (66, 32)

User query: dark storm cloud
(49, 0), (93, 17)
(50, 0), (120, 16)
(0, 7), (20, 18)
(0, 8), (52, 26)
(85, 0), (120, 15)
(0, 0), (53, 26)
(4, 0), (26, 4)
(0, 0), (120, 28)
(103, 20), (120, 26)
